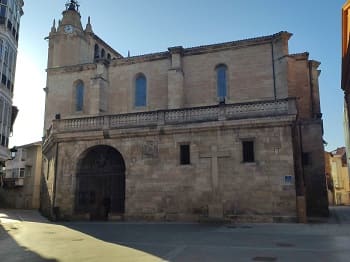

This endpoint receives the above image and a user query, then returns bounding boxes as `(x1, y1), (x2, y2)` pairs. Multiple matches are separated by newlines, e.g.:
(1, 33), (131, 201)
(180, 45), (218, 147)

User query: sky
(10, 0), (346, 151)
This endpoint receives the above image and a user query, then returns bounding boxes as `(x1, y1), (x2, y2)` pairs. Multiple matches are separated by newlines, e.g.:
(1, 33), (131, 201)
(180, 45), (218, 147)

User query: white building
(0, 0), (23, 163)
(3, 142), (42, 209)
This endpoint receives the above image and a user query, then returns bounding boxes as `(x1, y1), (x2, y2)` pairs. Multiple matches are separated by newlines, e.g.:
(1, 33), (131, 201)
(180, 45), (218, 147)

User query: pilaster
(167, 46), (184, 109)
(90, 60), (109, 114)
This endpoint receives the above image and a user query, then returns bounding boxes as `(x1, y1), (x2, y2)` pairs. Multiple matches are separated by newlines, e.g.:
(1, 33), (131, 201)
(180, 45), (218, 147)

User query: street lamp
(10, 147), (17, 160)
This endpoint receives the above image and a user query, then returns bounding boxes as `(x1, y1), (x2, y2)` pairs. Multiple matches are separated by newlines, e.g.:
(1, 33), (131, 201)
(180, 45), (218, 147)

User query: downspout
(308, 62), (315, 118)
(271, 41), (277, 101)
(298, 123), (306, 194)
(291, 94), (307, 222)
(52, 141), (60, 220)
(297, 121), (307, 223)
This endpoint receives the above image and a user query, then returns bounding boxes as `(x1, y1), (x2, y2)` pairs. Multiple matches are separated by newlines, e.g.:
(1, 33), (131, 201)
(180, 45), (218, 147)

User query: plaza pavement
(1, 207), (350, 261)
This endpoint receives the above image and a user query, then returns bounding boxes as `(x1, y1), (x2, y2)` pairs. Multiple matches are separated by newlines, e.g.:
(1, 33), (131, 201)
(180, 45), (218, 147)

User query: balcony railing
(48, 98), (296, 136)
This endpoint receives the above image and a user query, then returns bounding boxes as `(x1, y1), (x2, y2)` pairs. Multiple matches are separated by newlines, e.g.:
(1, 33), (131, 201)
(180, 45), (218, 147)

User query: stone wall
(44, 32), (291, 131)
(301, 121), (329, 216)
(47, 118), (297, 222)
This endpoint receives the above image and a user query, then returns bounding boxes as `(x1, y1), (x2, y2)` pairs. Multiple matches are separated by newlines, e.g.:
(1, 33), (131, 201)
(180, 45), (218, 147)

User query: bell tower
(44, 0), (97, 131)
(46, 0), (91, 68)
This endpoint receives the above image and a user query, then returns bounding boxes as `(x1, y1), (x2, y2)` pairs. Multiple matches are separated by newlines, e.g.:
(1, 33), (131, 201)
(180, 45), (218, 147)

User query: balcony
(45, 98), (297, 145)
(3, 169), (25, 188)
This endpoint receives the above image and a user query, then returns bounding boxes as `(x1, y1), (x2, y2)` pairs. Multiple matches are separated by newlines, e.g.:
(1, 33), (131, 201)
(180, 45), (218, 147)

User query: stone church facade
(41, 1), (328, 222)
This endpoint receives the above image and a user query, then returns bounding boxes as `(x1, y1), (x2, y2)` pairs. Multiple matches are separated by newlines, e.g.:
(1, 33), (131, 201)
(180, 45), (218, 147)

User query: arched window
(216, 64), (227, 101)
(75, 81), (84, 111)
(94, 44), (99, 59)
(101, 49), (105, 58)
(135, 74), (147, 107)
(107, 53), (111, 60)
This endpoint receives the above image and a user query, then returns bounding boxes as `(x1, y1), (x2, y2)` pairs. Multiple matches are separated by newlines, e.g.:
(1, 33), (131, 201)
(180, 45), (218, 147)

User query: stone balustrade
(50, 98), (296, 135)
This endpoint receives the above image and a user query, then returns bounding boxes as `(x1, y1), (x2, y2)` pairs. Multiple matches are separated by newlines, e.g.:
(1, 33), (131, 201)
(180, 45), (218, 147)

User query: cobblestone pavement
(1, 207), (350, 261)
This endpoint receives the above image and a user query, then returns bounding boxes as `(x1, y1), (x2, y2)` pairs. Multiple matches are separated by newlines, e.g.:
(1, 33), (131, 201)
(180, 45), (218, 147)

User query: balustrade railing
(50, 98), (296, 134)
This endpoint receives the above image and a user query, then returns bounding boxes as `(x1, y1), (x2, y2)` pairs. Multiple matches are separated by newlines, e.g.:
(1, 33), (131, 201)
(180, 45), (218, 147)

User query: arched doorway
(75, 145), (125, 220)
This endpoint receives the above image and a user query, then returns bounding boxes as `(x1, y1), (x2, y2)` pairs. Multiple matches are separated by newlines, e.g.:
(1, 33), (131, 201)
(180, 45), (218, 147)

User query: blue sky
(11, 0), (345, 150)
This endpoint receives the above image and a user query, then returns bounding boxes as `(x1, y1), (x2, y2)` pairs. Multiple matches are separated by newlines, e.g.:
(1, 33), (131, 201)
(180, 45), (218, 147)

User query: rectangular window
(180, 144), (190, 165)
(284, 175), (293, 185)
(242, 140), (255, 163)
(19, 168), (25, 178)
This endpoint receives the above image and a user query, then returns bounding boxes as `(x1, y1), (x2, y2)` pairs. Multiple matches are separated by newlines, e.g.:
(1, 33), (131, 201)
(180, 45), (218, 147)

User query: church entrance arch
(75, 145), (125, 220)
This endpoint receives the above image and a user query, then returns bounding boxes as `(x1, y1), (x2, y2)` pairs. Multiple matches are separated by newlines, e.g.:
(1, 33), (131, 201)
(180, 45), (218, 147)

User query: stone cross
(200, 145), (231, 194)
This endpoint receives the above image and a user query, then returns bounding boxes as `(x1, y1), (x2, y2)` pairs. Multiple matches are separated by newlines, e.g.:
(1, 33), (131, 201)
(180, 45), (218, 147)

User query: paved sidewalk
(0, 209), (161, 262)
(1, 208), (350, 261)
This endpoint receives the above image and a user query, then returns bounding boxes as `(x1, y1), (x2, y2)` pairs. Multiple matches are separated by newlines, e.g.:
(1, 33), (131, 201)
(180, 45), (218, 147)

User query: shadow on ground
(63, 222), (218, 260)
(0, 224), (58, 262)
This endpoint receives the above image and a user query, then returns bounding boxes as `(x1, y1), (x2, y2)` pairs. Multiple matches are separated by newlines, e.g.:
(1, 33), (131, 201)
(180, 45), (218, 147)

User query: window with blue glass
(75, 82), (84, 111)
(135, 74), (147, 107)
(216, 64), (227, 101)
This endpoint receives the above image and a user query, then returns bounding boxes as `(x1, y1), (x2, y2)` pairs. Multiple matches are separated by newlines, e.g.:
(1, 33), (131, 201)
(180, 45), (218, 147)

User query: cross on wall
(199, 145), (231, 194)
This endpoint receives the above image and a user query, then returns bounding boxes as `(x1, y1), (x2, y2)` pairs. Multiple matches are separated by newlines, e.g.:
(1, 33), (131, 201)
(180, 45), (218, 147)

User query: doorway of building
(75, 145), (125, 220)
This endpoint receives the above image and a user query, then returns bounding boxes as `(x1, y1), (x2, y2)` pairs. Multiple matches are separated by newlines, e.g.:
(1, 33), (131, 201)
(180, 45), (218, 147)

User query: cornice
(343, 0), (350, 10)
(288, 52), (309, 60)
(111, 51), (169, 66)
(44, 115), (296, 148)
(110, 31), (292, 66)
(182, 31), (292, 56)
(46, 63), (96, 73)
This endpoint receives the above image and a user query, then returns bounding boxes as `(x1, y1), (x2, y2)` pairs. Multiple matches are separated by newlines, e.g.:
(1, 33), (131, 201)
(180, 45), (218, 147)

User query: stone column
(90, 60), (109, 114)
(167, 46), (184, 109)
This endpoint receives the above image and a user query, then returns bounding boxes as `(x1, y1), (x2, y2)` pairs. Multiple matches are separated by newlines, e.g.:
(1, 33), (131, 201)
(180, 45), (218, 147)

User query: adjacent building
(40, 1), (329, 222)
(342, 0), (350, 173)
(325, 148), (350, 205)
(0, 0), (23, 179)
(1, 142), (42, 208)
(325, 151), (335, 205)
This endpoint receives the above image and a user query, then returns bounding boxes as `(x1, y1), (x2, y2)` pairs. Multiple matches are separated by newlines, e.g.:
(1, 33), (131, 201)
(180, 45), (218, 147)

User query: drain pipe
(271, 40), (277, 101)
(52, 141), (60, 220)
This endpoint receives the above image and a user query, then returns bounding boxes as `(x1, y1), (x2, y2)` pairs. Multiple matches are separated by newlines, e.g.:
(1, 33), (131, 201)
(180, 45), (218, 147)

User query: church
(40, 1), (329, 222)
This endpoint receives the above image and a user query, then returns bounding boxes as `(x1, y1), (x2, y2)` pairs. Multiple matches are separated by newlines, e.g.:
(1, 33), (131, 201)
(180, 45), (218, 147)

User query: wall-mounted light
(10, 147), (17, 160)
